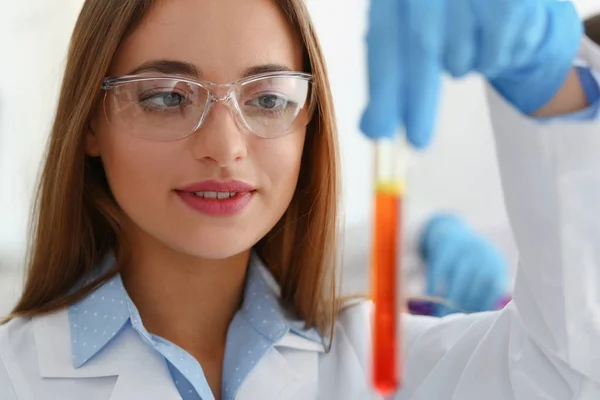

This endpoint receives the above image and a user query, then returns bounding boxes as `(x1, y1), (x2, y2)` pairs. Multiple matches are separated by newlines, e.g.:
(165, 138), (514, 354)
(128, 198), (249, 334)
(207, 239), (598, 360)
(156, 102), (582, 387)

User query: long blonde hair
(5, 0), (342, 337)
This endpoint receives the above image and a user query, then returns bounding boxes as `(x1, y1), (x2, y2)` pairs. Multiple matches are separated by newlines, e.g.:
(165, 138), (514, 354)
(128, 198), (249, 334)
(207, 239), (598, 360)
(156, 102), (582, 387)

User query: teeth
(192, 191), (238, 199)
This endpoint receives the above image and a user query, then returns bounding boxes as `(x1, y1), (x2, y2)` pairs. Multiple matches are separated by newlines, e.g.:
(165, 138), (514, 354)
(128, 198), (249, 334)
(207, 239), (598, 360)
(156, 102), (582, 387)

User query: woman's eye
(248, 94), (287, 110)
(140, 92), (186, 108)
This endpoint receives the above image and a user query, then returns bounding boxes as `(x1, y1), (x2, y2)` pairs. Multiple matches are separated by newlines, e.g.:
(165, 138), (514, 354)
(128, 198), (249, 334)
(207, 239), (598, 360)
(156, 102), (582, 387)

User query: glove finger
(426, 235), (469, 297)
(421, 213), (469, 260)
(463, 245), (508, 311)
(482, 267), (510, 312)
(462, 257), (495, 312)
(360, 0), (403, 139)
(475, 0), (523, 78)
(443, 0), (475, 78)
(510, 0), (547, 68)
(446, 254), (477, 312)
(404, 0), (444, 149)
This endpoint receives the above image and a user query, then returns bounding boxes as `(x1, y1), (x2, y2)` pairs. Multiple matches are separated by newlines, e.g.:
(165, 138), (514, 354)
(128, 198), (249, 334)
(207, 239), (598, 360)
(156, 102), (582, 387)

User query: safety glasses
(101, 71), (315, 141)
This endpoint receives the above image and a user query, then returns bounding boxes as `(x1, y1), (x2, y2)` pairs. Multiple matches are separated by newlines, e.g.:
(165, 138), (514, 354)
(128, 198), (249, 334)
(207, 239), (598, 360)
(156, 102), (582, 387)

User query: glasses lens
(237, 76), (312, 138)
(104, 78), (208, 140)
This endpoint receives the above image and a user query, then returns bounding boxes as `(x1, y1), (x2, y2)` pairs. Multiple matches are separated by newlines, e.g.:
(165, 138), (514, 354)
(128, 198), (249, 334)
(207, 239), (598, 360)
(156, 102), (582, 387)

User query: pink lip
(175, 180), (255, 216)
(177, 180), (255, 193)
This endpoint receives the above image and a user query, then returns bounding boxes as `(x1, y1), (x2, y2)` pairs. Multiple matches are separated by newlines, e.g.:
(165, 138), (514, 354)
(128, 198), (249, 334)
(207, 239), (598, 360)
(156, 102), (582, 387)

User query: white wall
(0, 1), (84, 312)
(1, 1), (600, 309)
(0, 0), (83, 262)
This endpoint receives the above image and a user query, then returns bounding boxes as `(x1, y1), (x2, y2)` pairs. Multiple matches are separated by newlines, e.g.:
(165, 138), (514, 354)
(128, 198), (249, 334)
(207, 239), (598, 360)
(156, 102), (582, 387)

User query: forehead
(111, 0), (304, 81)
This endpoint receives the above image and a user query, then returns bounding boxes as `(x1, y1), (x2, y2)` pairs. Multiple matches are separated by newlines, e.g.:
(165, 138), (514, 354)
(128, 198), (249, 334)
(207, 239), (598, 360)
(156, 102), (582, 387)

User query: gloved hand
(360, 0), (583, 148)
(420, 214), (509, 317)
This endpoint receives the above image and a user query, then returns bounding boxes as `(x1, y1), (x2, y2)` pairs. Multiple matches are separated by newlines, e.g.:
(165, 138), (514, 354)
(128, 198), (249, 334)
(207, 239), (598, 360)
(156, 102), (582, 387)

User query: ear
(85, 124), (101, 157)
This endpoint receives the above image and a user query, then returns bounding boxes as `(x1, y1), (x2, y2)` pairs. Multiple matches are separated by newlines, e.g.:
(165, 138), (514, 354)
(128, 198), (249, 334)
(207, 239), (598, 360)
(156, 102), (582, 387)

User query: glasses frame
(101, 71), (316, 141)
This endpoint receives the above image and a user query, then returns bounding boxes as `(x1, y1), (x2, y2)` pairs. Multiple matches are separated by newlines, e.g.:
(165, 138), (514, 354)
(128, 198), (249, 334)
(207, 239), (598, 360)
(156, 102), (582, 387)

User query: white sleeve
(395, 36), (600, 400)
(488, 36), (600, 382)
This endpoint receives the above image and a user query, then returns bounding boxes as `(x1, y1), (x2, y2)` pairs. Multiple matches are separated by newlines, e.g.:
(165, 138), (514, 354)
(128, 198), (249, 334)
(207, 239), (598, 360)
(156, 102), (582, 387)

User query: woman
(0, 1), (597, 400)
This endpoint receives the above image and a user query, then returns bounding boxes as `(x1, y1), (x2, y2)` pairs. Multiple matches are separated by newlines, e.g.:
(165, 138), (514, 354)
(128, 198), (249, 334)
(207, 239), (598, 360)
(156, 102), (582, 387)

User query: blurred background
(1, 0), (599, 316)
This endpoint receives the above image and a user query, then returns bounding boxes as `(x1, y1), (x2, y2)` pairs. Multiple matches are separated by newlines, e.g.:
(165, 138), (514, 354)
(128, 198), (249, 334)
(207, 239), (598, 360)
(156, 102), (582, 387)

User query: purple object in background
(407, 300), (436, 316)
(407, 296), (512, 316)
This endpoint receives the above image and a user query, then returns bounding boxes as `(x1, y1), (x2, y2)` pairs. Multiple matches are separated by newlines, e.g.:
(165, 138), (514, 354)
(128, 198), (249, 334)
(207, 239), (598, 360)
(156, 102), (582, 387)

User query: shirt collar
(238, 252), (323, 343)
(68, 251), (323, 368)
(67, 254), (130, 368)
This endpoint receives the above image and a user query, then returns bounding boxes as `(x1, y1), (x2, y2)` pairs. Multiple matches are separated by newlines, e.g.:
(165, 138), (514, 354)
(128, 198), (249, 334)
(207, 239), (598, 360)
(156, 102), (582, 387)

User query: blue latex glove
(420, 214), (509, 317)
(360, 0), (583, 148)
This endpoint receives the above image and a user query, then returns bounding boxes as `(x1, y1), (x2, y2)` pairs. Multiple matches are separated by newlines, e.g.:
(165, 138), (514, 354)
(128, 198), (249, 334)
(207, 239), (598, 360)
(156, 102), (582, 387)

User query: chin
(167, 229), (264, 260)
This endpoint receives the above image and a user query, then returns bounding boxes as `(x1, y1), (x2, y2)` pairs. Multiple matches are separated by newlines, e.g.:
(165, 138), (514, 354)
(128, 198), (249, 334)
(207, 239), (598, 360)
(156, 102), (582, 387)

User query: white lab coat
(3, 38), (600, 400)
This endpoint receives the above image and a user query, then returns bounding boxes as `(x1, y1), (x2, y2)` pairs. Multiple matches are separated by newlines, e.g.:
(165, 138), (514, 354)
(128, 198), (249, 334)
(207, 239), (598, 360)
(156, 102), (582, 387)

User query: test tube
(371, 133), (408, 396)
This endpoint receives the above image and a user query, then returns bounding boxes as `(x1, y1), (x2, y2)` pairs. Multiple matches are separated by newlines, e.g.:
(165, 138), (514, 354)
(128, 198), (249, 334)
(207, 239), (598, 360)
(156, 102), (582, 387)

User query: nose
(190, 101), (248, 167)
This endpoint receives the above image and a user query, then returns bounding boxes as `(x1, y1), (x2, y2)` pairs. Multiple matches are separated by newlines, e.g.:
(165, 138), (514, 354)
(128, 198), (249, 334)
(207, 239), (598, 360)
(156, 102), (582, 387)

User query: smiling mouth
(191, 191), (242, 199)
(176, 189), (256, 199)
(174, 188), (256, 216)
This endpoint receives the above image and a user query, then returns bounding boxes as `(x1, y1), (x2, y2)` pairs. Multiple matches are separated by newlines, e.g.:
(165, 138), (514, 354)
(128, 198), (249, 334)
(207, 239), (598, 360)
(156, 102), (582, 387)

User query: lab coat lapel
(33, 309), (182, 400)
(236, 332), (322, 400)
(109, 337), (182, 400)
(34, 309), (122, 378)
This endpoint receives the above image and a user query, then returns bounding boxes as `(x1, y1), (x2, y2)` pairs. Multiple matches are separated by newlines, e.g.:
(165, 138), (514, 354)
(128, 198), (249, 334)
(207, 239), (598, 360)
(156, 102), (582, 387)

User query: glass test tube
(371, 133), (408, 396)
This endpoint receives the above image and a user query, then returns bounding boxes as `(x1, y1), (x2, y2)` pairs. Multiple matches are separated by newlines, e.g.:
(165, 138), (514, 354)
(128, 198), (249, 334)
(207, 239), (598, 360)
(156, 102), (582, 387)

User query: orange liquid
(372, 191), (402, 395)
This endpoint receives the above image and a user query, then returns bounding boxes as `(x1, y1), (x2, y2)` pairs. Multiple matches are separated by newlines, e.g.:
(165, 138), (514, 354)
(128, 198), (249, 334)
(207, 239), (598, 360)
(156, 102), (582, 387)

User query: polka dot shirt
(68, 252), (323, 400)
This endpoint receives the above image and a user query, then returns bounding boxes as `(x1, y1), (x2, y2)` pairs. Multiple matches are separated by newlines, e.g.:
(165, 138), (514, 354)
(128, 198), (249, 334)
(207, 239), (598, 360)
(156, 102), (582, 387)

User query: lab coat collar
(33, 310), (183, 399)
(236, 338), (320, 399)
(243, 252), (325, 346)
(221, 252), (325, 398)
(238, 254), (325, 399)
(226, 262), (323, 400)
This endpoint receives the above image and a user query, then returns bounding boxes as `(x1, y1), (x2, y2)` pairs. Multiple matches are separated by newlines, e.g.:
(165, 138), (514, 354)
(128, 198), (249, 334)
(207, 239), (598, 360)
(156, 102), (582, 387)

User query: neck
(120, 230), (250, 355)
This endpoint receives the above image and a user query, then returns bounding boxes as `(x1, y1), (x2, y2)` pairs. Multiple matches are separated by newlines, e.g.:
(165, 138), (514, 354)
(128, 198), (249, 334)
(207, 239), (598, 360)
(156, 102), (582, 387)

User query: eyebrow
(240, 64), (292, 78)
(127, 60), (293, 79)
(128, 60), (200, 76)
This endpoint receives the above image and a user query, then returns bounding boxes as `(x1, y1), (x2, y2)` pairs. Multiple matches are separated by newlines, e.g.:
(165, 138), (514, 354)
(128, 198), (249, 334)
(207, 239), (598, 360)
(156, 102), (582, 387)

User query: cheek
(96, 127), (181, 207)
(255, 130), (306, 195)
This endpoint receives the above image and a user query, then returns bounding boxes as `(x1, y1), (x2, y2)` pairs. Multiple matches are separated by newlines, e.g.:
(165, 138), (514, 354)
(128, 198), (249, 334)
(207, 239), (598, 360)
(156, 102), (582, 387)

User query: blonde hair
(5, 0), (342, 338)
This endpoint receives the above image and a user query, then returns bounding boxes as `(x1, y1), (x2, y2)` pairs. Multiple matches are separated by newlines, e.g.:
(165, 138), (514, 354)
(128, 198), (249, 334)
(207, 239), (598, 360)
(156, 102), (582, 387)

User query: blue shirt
(68, 252), (323, 400)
